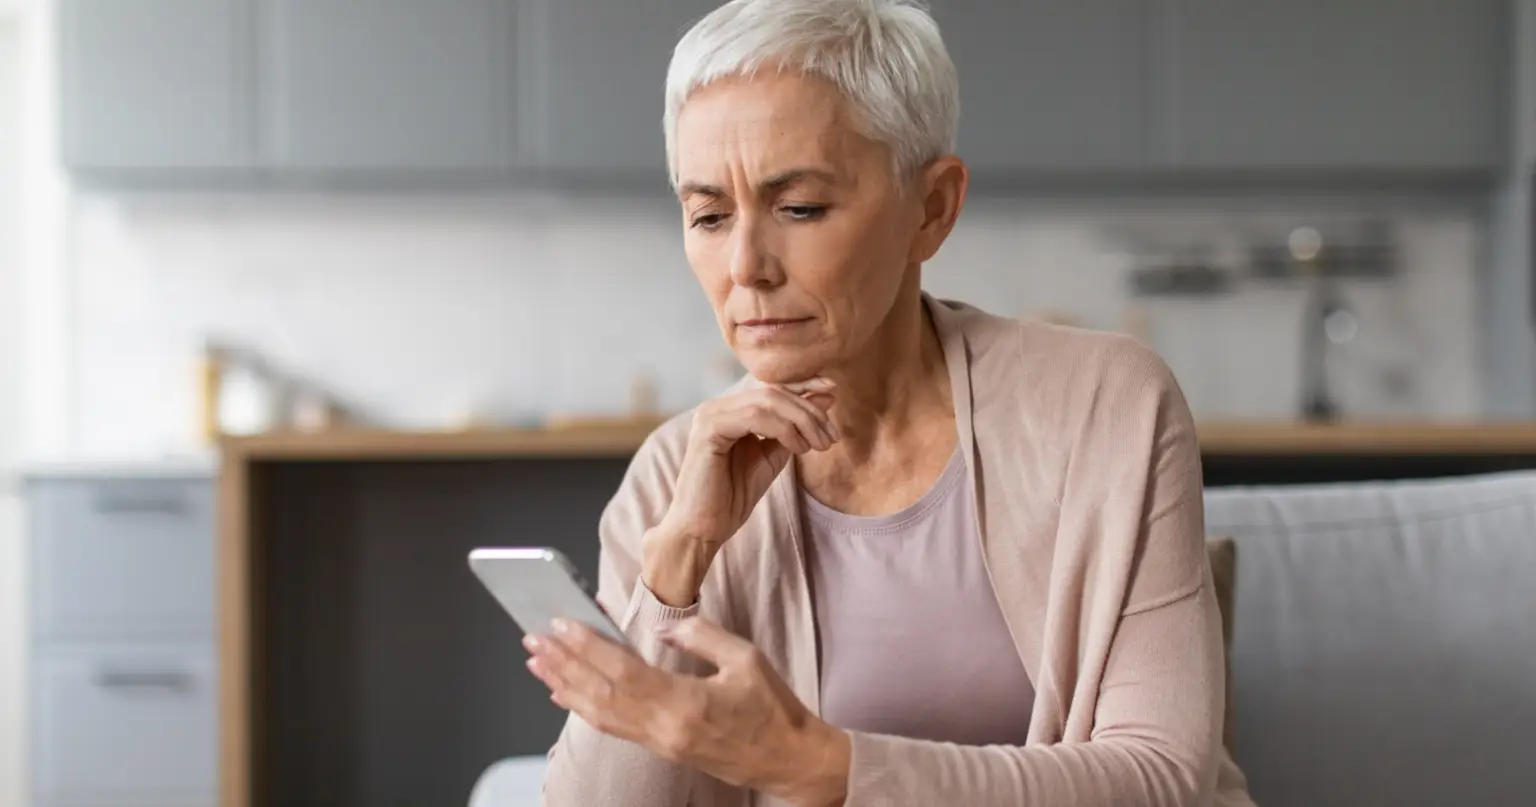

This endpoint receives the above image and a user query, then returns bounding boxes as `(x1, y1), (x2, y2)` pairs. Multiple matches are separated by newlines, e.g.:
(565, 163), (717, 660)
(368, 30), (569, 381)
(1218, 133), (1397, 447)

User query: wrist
(640, 525), (714, 608)
(779, 717), (850, 807)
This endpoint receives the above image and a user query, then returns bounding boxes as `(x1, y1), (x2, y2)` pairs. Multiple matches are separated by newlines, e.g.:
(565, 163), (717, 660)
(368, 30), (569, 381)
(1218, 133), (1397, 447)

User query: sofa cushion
(1204, 471), (1536, 807)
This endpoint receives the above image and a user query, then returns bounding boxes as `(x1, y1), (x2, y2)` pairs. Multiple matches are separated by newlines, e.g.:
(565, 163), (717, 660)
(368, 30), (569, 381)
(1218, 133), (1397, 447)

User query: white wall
(0, 15), (28, 807)
(61, 192), (1483, 458)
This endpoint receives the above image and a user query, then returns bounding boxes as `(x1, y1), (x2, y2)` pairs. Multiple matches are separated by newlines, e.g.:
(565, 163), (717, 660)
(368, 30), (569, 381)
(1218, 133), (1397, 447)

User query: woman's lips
(736, 318), (812, 339)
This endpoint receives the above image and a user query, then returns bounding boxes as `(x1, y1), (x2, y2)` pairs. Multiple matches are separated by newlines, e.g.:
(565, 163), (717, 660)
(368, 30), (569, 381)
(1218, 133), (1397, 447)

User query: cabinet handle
(94, 667), (196, 692)
(91, 494), (188, 516)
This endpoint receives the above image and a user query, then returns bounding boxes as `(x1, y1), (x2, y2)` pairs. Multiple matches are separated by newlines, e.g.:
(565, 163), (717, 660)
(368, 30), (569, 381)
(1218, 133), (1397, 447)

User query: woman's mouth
(736, 318), (813, 339)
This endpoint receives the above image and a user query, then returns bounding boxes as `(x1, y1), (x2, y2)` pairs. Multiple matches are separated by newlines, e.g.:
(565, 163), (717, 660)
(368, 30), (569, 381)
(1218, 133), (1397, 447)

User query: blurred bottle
(195, 341), (224, 444)
(217, 351), (278, 436)
(289, 385), (342, 433)
(629, 372), (659, 417)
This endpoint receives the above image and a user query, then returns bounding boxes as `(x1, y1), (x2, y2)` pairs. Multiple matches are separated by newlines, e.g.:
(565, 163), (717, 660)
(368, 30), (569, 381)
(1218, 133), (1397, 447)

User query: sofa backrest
(1204, 471), (1536, 807)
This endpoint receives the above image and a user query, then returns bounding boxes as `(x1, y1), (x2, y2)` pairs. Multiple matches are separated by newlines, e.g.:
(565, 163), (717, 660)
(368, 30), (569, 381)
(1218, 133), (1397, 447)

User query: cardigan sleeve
(840, 348), (1224, 807)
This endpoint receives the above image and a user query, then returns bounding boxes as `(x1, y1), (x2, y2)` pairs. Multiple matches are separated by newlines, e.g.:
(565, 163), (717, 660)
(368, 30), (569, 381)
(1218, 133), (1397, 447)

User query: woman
(524, 0), (1256, 805)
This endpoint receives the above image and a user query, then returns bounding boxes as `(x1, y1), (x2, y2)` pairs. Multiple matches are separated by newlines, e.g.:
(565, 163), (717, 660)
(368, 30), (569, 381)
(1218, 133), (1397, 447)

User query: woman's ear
(908, 155), (969, 264)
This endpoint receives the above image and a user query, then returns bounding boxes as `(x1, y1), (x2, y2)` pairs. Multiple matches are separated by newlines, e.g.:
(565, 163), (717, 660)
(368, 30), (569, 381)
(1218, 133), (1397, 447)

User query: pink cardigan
(543, 296), (1256, 807)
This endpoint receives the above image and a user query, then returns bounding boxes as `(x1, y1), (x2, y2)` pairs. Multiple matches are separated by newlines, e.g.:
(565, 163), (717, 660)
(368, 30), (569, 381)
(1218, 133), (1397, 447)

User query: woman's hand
(644, 379), (838, 606)
(525, 616), (850, 807)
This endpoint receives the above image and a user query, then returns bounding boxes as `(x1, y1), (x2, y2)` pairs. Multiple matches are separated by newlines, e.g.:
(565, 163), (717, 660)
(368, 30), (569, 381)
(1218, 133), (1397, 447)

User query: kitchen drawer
(28, 478), (215, 639)
(32, 644), (217, 807)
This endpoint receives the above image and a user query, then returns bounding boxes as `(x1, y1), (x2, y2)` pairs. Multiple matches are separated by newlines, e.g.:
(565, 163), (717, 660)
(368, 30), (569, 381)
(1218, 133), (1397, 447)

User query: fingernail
(526, 657), (543, 675)
(827, 421), (842, 441)
(523, 635), (542, 652)
(552, 618), (574, 637)
(655, 625), (674, 639)
(809, 377), (836, 390)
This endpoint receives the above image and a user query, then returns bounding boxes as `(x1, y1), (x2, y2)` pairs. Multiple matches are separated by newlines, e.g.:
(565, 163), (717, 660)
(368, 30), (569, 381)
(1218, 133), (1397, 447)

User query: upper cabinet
(55, 0), (1515, 186)
(59, 0), (253, 172)
(530, 0), (719, 178)
(1164, 0), (1508, 170)
(929, 0), (1152, 172)
(261, 0), (513, 171)
(1522, 1), (1536, 163)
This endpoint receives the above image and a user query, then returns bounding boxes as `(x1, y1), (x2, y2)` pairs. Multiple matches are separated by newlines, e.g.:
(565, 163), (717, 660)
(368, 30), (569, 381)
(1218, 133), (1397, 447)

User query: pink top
(801, 448), (1036, 745)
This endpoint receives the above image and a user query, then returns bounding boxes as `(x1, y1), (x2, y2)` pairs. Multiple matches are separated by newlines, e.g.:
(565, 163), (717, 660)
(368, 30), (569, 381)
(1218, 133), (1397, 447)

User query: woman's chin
(737, 349), (826, 386)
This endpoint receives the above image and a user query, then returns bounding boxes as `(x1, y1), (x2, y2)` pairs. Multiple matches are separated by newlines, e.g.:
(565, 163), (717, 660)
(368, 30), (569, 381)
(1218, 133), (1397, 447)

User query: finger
(546, 666), (636, 742)
(746, 388), (835, 450)
(658, 617), (757, 670)
(527, 634), (611, 707)
(774, 387), (840, 442)
(780, 377), (836, 396)
(800, 391), (836, 416)
(549, 618), (640, 681)
(705, 395), (817, 454)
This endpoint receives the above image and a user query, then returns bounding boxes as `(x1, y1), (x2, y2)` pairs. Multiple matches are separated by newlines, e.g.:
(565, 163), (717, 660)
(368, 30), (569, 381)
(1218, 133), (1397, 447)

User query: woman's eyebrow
(759, 168), (839, 194)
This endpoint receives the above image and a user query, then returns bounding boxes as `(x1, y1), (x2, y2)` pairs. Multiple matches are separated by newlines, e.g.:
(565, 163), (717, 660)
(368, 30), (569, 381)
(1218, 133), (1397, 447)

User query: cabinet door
(59, 0), (252, 171)
(1522, 2), (1535, 163)
(32, 645), (216, 806)
(531, 0), (720, 176)
(262, 0), (512, 170)
(1166, 0), (1507, 170)
(928, 0), (1152, 172)
(29, 479), (215, 640)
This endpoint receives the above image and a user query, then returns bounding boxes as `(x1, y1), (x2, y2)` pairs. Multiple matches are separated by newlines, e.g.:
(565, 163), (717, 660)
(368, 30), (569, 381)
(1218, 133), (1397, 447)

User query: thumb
(659, 617), (754, 668)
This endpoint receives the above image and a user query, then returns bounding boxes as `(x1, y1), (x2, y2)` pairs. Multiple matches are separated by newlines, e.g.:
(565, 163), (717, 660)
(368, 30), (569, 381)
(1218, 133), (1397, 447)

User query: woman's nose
(728, 215), (782, 289)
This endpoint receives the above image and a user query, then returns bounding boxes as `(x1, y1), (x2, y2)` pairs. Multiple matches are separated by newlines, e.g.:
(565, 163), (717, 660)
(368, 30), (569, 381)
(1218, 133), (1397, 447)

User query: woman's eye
(690, 213), (727, 230)
(782, 205), (827, 221)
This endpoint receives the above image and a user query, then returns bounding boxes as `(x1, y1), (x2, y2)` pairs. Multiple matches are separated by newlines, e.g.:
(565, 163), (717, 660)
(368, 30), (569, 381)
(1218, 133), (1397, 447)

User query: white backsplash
(66, 192), (1482, 456)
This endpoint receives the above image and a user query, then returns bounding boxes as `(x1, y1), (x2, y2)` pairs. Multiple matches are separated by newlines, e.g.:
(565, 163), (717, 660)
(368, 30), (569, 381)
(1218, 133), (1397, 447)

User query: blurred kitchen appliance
(1292, 228), (1358, 422)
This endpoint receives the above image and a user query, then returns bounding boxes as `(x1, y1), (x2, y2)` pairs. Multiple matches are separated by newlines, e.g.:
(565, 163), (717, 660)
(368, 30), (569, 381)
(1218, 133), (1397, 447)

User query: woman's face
(673, 72), (931, 385)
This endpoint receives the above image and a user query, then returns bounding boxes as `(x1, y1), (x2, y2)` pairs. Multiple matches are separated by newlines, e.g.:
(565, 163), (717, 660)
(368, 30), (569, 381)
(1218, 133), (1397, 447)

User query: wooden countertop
(219, 420), (1536, 461)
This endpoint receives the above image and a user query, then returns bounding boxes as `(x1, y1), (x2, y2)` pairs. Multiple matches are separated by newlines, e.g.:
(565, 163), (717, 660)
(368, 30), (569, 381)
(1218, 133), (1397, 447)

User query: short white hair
(663, 0), (959, 186)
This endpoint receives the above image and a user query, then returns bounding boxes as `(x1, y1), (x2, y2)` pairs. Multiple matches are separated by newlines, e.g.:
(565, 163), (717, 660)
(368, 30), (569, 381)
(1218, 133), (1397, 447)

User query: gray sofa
(471, 471), (1536, 807)
(1207, 471), (1536, 807)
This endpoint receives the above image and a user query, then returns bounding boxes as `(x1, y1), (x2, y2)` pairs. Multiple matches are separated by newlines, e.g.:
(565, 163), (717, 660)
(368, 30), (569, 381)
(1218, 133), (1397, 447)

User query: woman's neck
(819, 279), (954, 464)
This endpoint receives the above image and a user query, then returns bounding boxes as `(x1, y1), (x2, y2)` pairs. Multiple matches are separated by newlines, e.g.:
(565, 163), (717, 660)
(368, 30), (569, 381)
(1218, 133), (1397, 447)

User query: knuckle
(614, 662), (643, 687)
(593, 677), (617, 707)
(739, 646), (768, 672)
(656, 720), (695, 761)
(678, 691), (709, 727)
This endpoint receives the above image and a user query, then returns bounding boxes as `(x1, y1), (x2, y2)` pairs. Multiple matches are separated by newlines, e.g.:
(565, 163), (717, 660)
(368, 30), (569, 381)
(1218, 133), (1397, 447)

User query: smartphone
(467, 547), (630, 647)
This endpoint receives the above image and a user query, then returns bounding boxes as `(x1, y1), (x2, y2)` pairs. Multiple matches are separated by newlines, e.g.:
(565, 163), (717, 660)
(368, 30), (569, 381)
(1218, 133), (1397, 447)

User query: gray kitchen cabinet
(261, 0), (514, 171)
(1164, 0), (1508, 170)
(58, 0), (253, 172)
(29, 478), (216, 639)
(928, 0), (1152, 172)
(528, 0), (719, 176)
(24, 473), (219, 807)
(1522, 0), (1536, 164)
(32, 645), (218, 807)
